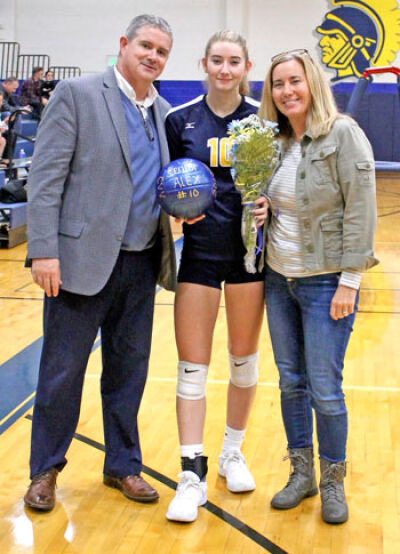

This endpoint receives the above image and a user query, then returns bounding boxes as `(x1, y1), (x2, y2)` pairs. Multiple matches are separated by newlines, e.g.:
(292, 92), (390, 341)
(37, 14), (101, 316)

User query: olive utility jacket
(262, 117), (379, 274)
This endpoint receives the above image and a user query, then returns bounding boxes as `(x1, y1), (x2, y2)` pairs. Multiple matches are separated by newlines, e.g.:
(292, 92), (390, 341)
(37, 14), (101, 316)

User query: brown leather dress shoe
(24, 468), (58, 511)
(103, 474), (159, 503)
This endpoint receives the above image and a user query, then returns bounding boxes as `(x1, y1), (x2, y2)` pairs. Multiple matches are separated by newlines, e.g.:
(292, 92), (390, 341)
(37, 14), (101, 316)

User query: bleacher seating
(0, 109), (35, 247)
(0, 169), (27, 248)
(0, 42), (82, 247)
(14, 137), (34, 158)
(20, 118), (38, 138)
(9, 111), (38, 159)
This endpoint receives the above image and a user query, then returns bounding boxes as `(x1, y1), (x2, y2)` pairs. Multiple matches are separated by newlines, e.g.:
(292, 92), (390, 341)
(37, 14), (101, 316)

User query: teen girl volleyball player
(165, 30), (268, 522)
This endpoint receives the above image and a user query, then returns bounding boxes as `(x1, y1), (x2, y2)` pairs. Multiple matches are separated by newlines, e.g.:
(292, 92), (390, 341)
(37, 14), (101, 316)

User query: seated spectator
(0, 77), (30, 114)
(1, 80), (31, 164)
(40, 70), (57, 106)
(18, 66), (44, 119)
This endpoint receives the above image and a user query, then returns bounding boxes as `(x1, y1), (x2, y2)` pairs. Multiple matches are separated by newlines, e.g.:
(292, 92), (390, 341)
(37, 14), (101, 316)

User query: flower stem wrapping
(228, 114), (279, 273)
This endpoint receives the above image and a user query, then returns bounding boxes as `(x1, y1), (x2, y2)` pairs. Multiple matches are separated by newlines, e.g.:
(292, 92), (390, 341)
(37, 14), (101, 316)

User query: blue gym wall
(332, 83), (400, 163)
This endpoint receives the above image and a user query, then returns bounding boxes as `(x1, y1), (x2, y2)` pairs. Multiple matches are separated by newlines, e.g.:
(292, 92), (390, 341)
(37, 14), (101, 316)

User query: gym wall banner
(315, 0), (400, 81)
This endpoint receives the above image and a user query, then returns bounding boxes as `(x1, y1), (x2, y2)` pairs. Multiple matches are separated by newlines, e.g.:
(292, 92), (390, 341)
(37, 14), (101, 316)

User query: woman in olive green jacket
(258, 49), (378, 524)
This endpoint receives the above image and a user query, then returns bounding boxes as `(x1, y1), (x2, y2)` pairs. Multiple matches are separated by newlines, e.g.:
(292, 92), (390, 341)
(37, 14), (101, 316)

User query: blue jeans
(265, 266), (358, 462)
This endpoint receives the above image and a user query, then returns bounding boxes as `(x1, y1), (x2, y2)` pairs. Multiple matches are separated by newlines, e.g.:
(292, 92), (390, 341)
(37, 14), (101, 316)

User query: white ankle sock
(221, 425), (245, 453)
(180, 443), (203, 459)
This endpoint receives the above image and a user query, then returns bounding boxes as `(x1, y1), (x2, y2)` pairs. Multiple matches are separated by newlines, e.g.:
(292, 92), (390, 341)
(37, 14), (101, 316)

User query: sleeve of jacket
(1, 94), (18, 113)
(336, 118), (379, 271)
(27, 79), (78, 260)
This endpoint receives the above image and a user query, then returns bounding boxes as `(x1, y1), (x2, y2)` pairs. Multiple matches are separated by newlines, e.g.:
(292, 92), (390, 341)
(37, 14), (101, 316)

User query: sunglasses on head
(271, 48), (310, 62)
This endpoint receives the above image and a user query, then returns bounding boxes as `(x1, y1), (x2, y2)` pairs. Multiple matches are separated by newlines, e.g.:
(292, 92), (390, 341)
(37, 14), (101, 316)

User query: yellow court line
(0, 392), (35, 427)
(84, 374), (400, 393)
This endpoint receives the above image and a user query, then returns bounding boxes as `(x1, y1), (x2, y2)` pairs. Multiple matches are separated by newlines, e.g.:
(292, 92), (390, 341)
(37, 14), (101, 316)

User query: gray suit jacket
(27, 67), (176, 295)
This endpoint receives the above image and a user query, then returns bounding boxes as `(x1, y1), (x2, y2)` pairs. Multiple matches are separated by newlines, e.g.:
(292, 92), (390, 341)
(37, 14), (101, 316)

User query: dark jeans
(265, 266), (358, 462)
(30, 247), (160, 478)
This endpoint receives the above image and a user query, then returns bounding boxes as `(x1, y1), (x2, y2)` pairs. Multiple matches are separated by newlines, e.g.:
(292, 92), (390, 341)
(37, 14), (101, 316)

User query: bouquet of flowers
(227, 113), (279, 273)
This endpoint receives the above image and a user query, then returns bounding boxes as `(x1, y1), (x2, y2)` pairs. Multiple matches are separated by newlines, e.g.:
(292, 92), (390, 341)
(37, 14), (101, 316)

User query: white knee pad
(177, 361), (208, 400)
(229, 352), (258, 388)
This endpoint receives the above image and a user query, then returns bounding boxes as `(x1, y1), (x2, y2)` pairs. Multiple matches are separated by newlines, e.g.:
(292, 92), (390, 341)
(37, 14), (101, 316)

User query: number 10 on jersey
(207, 137), (233, 168)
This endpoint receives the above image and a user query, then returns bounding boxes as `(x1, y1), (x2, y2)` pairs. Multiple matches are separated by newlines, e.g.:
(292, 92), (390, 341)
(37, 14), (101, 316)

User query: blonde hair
(258, 50), (340, 141)
(204, 30), (250, 95)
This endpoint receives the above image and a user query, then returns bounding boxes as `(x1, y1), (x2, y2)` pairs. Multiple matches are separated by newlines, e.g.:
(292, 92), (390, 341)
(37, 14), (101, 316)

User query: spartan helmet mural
(317, 6), (378, 80)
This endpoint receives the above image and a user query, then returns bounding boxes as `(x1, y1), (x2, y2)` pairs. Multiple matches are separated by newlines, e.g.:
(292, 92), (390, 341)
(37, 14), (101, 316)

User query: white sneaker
(218, 450), (256, 493)
(166, 471), (208, 522)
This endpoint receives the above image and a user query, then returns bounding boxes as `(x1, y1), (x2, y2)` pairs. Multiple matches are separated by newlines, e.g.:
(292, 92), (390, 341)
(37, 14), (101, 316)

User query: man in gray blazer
(24, 14), (176, 512)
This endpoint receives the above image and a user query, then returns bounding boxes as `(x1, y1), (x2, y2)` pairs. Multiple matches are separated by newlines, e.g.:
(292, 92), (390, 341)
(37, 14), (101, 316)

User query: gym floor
(0, 173), (399, 553)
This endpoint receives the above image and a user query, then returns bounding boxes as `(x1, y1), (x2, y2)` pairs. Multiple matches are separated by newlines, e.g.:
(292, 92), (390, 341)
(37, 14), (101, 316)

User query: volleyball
(156, 158), (216, 218)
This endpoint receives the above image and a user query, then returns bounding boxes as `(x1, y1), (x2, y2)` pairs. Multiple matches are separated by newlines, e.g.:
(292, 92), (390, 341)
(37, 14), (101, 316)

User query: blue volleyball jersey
(166, 94), (259, 261)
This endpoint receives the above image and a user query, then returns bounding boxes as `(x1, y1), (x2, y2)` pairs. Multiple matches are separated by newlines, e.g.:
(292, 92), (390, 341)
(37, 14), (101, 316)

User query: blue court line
(0, 335), (103, 435)
(0, 339), (43, 434)
(0, 237), (183, 435)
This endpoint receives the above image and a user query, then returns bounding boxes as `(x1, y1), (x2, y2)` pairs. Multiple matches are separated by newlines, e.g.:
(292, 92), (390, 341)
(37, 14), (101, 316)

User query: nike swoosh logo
(184, 368), (199, 373)
(234, 362), (247, 367)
